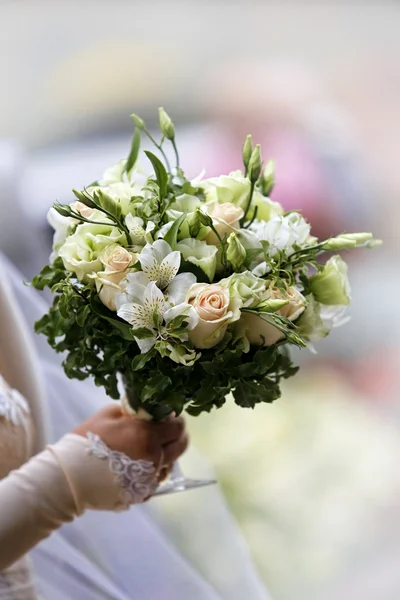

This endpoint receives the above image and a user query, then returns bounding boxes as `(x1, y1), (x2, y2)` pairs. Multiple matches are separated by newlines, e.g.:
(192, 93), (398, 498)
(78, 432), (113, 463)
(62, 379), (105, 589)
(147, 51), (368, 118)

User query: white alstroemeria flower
(136, 240), (180, 289)
(117, 281), (199, 354)
(157, 221), (174, 239)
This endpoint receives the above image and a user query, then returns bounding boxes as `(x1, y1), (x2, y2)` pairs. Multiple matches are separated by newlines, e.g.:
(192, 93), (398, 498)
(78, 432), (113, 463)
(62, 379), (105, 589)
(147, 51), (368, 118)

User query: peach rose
(95, 245), (137, 310)
(186, 283), (233, 349)
(242, 286), (306, 346)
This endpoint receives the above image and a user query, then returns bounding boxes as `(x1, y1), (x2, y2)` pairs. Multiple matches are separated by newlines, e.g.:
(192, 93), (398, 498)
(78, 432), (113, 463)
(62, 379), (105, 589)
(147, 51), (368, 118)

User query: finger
(157, 464), (172, 483)
(155, 416), (185, 445)
(163, 433), (189, 464)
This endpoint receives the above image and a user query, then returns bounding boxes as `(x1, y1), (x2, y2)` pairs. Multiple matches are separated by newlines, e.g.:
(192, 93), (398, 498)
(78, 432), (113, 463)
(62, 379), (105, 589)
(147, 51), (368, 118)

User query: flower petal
(166, 272), (197, 305)
(136, 337), (156, 353)
(138, 244), (160, 283)
(164, 303), (199, 331)
(151, 239), (173, 263)
(158, 251), (181, 288)
(177, 238), (218, 282)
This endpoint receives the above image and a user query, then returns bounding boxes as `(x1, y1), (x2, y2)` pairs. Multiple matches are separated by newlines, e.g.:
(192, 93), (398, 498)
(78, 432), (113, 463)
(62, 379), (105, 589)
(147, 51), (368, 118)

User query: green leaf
(233, 381), (267, 408)
(131, 327), (155, 340)
(144, 150), (168, 198)
(141, 374), (171, 403)
(125, 127), (141, 175)
(163, 212), (187, 249)
(76, 304), (91, 327)
(31, 258), (66, 291)
(132, 349), (156, 371)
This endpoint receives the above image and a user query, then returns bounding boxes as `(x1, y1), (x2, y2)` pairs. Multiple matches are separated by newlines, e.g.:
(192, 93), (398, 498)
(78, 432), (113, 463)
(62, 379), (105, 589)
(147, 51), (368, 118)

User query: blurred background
(1, 1), (400, 598)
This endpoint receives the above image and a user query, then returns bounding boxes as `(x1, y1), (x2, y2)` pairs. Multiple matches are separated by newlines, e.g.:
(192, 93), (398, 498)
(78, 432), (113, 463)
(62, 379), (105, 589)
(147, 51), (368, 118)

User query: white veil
(0, 252), (271, 600)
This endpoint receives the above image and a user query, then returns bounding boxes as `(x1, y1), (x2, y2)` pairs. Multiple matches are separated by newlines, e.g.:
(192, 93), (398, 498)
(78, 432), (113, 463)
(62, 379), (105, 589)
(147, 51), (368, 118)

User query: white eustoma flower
(249, 212), (312, 257)
(47, 207), (74, 262)
(176, 238), (218, 282)
(296, 294), (350, 347)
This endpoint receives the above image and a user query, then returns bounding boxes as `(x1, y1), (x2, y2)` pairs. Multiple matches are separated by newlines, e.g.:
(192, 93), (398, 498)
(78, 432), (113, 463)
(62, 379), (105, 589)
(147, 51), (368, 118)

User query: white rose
(59, 223), (126, 283)
(242, 286), (306, 346)
(205, 202), (244, 245)
(95, 245), (137, 311)
(186, 283), (234, 349)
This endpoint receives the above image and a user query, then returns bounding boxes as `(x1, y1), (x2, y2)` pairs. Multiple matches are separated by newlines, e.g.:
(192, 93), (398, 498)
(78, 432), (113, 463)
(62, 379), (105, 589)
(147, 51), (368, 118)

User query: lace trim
(0, 557), (37, 598)
(86, 432), (158, 505)
(0, 375), (30, 428)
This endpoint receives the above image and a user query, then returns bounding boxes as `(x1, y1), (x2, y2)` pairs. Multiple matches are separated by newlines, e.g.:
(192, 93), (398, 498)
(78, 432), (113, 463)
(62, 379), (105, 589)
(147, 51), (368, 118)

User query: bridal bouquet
(32, 109), (380, 419)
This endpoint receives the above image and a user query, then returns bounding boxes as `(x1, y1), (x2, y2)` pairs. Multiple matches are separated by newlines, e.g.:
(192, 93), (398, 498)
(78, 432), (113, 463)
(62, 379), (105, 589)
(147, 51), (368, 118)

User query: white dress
(0, 251), (271, 600)
(0, 376), (37, 599)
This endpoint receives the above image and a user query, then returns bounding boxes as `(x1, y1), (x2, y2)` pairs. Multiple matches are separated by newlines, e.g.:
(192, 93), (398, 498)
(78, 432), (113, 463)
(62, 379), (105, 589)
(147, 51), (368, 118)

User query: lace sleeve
(0, 375), (34, 481)
(86, 432), (159, 506)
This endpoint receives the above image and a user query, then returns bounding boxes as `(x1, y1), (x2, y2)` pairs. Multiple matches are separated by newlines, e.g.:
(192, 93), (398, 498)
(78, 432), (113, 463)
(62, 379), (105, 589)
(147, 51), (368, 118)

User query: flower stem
(240, 181), (256, 227)
(143, 129), (172, 172)
(172, 139), (180, 168)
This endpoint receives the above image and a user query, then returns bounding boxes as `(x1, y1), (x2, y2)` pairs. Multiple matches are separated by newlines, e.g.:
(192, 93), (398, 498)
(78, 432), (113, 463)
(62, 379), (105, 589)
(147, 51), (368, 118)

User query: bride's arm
(0, 405), (187, 570)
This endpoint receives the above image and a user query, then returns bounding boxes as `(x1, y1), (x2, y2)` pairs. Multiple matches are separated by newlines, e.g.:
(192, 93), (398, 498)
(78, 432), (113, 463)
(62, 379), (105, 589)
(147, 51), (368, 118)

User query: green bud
(340, 232), (373, 244)
(94, 189), (122, 219)
(248, 144), (262, 183)
(72, 189), (97, 208)
(158, 107), (175, 140)
(256, 298), (289, 312)
(53, 203), (73, 218)
(242, 134), (253, 169)
(195, 208), (214, 229)
(323, 237), (357, 251)
(226, 233), (246, 271)
(259, 160), (275, 196)
(365, 238), (383, 248)
(131, 113), (145, 129)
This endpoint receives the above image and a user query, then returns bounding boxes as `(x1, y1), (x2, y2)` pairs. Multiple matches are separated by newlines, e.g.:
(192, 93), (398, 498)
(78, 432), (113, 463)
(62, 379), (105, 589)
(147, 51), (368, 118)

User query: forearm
(0, 439), (79, 569)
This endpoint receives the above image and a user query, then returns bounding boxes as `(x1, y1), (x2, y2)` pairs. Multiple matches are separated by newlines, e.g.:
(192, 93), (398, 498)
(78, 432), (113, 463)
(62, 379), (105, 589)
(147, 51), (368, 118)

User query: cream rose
(242, 286), (306, 346)
(186, 283), (233, 349)
(95, 245), (137, 311)
(205, 202), (244, 245)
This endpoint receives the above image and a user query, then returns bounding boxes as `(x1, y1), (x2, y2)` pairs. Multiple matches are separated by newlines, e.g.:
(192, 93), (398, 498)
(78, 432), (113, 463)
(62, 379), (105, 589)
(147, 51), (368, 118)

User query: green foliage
(125, 127), (141, 175)
(32, 259), (299, 420)
(144, 150), (168, 199)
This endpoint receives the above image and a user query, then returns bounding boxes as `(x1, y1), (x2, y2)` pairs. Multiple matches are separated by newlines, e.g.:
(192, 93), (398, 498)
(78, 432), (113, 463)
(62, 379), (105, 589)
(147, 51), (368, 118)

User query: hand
(73, 404), (188, 474)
